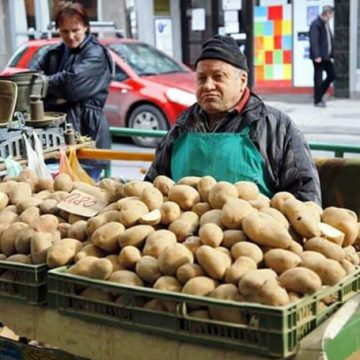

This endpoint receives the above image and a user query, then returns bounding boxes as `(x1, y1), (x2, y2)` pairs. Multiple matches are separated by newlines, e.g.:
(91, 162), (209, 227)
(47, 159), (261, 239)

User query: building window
(50, 0), (98, 21)
(154, 0), (170, 16)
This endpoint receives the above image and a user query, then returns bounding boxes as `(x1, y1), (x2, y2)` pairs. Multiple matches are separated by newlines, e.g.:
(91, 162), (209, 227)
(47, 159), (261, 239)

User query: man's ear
(240, 71), (248, 91)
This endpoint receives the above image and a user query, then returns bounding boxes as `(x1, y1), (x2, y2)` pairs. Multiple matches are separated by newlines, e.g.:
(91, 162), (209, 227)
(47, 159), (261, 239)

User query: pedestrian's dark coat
(31, 35), (113, 156)
(145, 92), (322, 205)
(309, 16), (334, 60)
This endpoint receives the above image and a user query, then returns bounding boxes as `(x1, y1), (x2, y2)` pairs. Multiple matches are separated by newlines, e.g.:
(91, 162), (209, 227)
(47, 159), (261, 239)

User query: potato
(17, 168), (38, 191)
(264, 249), (302, 274)
(118, 200), (149, 227)
(105, 254), (124, 272)
(142, 229), (177, 258)
(48, 191), (69, 203)
(182, 236), (202, 255)
(140, 186), (163, 210)
(169, 211), (199, 242)
(39, 199), (59, 215)
(18, 206), (40, 224)
(208, 182), (238, 209)
(153, 276), (182, 292)
(282, 198), (321, 238)
(108, 270), (144, 286)
(72, 181), (110, 203)
(68, 220), (88, 242)
(87, 210), (120, 235)
(1, 222), (28, 256)
(118, 225), (154, 249)
(74, 243), (106, 262)
(54, 174), (73, 192)
(238, 269), (277, 296)
(344, 246), (360, 265)
(31, 232), (54, 264)
(158, 243), (194, 276)
(231, 242), (263, 264)
(168, 184), (200, 210)
(88, 258), (113, 280)
(304, 237), (345, 262)
(195, 245), (229, 280)
(319, 223), (345, 245)
(199, 209), (223, 228)
(32, 214), (59, 232)
(242, 212), (292, 248)
(159, 201), (181, 225)
(124, 180), (153, 197)
(270, 192), (295, 212)
(176, 263), (204, 284)
(221, 198), (255, 229)
(222, 230), (247, 249)
(15, 226), (36, 254)
(300, 250), (326, 266)
(261, 207), (289, 229)
(98, 179), (124, 202)
(153, 175), (175, 196)
(224, 256), (257, 284)
(188, 310), (211, 319)
(209, 284), (244, 323)
(288, 240), (304, 255)
(177, 176), (201, 188)
(46, 238), (82, 268)
(139, 209), (162, 226)
(302, 258), (347, 286)
(279, 267), (322, 294)
(91, 222), (125, 252)
(248, 195), (270, 211)
(340, 259), (356, 275)
(199, 223), (223, 247)
(191, 202), (212, 217)
(234, 181), (259, 201)
(34, 178), (54, 192)
(135, 256), (162, 283)
(197, 176), (217, 202)
(6, 254), (32, 264)
(0, 211), (17, 225)
(16, 197), (43, 214)
(68, 256), (99, 276)
(8, 182), (32, 205)
(182, 276), (217, 296)
(118, 246), (142, 269)
(248, 279), (290, 306)
(322, 207), (358, 247)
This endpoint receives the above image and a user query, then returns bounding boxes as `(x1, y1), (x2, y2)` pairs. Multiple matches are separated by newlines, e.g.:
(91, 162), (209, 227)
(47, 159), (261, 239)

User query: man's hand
(314, 57), (322, 63)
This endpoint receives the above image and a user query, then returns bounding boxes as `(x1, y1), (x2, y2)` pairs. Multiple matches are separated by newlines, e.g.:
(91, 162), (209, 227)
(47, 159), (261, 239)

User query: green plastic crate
(47, 267), (360, 358)
(0, 261), (48, 305)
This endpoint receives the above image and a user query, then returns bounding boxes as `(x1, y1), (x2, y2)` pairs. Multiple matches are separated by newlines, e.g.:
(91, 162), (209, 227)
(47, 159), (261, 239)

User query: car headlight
(166, 88), (197, 107)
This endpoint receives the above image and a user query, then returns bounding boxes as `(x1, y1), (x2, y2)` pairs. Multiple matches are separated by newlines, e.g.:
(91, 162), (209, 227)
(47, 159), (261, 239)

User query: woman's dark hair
(55, 1), (90, 34)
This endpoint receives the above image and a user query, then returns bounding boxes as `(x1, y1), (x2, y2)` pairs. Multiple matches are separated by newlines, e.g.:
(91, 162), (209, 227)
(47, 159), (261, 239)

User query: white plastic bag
(0, 156), (23, 177)
(23, 132), (52, 179)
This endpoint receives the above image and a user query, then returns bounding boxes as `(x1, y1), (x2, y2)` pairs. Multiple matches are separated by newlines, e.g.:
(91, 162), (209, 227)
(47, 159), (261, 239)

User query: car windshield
(107, 43), (185, 76)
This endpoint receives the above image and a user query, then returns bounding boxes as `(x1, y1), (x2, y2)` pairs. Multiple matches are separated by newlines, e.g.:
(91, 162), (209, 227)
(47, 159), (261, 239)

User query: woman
(31, 1), (114, 181)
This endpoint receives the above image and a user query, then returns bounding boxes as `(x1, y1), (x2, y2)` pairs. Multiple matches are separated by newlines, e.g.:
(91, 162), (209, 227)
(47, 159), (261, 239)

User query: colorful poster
(254, 4), (292, 87)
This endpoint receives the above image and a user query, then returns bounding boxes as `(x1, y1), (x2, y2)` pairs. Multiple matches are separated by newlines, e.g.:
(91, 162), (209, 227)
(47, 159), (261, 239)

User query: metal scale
(0, 71), (66, 161)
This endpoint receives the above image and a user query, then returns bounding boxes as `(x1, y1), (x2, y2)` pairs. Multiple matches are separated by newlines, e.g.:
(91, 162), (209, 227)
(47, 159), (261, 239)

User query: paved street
(110, 96), (360, 180)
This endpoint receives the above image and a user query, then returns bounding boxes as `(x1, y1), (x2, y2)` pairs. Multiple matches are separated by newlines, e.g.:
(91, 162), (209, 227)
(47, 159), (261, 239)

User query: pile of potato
(0, 169), (360, 319)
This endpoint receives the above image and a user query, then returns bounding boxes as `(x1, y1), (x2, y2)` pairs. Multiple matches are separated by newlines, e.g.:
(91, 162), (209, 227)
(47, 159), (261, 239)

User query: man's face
(196, 59), (247, 114)
(58, 16), (88, 49)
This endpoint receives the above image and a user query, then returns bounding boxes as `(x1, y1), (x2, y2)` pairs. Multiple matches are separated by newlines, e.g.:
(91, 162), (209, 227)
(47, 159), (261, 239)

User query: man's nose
(203, 77), (215, 90)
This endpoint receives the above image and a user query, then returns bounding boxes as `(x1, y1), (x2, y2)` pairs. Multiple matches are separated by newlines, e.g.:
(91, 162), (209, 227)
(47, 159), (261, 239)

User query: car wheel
(128, 104), (168, 147)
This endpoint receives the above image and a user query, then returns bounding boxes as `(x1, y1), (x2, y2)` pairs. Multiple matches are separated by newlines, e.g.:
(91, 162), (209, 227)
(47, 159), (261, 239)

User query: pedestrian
(145, 35), (321, 204)
(31, 1), (114, 181)
(309, 5), (335, 108)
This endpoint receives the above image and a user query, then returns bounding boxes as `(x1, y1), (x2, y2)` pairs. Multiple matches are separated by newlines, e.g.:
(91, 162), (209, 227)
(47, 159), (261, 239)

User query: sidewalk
(263, 96), (360, 144)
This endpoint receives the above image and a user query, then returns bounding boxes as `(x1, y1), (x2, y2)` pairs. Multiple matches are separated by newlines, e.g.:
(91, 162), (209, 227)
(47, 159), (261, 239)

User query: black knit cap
(195, 35), (248, 72)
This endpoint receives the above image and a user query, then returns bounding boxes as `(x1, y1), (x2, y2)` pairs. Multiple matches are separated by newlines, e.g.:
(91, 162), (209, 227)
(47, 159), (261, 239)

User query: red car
(2, 38), (196, 146)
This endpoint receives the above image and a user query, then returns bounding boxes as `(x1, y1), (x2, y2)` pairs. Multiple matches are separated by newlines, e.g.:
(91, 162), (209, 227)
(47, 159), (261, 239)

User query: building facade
(1, 0), (359, 98)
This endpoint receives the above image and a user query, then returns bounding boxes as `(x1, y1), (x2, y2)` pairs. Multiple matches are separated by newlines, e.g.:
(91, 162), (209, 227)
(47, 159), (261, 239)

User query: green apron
(171, 127), (273, 197)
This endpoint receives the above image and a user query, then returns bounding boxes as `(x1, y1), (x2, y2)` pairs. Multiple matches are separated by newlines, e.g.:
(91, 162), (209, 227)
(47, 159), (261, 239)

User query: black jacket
(309, 16), (334, 60)
(145, 92), (322, 204)
(31, 35), (113, 155)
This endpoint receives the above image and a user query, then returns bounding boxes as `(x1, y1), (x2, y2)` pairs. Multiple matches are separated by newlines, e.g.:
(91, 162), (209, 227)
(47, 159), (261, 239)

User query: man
(309, 5), (335, 108)
(145, 35), (321, 204)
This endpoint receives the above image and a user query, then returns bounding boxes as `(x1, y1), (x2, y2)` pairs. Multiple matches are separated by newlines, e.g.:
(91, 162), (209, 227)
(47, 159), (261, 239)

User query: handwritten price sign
(57, 190), (108, 217)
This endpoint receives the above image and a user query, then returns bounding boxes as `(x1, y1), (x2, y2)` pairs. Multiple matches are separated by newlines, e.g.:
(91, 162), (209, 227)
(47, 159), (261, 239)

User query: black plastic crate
(47, 267), (360, 358)
(0, 261), (47, 305)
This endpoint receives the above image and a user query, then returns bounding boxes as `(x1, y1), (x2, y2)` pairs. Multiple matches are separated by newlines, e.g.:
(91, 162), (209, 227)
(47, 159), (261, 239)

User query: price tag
(57, 190), (108, 217)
